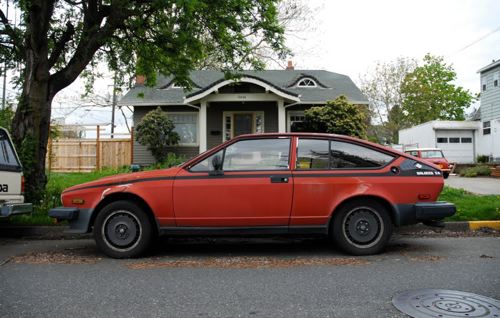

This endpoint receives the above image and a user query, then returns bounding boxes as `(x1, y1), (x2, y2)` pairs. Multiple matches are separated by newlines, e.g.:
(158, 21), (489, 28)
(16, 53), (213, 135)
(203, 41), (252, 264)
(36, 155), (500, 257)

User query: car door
(173, 137), (293, 227)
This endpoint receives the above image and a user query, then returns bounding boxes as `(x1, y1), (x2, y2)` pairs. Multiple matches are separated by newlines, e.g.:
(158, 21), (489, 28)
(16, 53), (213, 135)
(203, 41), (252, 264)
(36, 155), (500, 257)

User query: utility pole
(111, 73), (117, 138)
(1, 0), (9, 110)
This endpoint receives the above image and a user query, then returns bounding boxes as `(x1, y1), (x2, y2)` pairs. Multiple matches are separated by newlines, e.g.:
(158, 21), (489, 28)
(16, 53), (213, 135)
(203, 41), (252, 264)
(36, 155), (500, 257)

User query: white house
(399, 59), (500, 163)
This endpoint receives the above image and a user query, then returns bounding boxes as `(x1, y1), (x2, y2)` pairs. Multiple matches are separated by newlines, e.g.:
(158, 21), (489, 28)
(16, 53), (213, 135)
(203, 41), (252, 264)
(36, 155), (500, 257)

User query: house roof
(477, 59), (500, 73)
(119, 70), (368, 106)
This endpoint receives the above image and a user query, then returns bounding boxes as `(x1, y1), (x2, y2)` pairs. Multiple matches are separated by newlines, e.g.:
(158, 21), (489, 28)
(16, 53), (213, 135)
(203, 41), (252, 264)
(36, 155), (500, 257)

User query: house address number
(0, 184), (8, 192)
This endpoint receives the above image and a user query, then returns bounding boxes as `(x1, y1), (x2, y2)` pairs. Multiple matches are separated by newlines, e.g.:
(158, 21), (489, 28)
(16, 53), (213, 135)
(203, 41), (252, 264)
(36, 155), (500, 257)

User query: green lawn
(3, 174), (499, 226)
(439, 186), (500, 221)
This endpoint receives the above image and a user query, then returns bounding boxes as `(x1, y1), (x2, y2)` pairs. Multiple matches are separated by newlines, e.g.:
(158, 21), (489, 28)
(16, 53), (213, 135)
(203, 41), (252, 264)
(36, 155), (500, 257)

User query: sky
(3, 0), (500, 135)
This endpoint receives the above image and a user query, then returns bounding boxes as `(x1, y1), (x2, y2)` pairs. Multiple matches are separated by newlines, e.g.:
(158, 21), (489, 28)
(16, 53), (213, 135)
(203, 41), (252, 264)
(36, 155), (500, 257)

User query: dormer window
(297, 78), (317, 87)
(171, 82), (183, 89)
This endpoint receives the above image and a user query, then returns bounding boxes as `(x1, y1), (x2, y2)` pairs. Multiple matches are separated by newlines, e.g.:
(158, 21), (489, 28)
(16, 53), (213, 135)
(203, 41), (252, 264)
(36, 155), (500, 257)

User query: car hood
(62, 167), (181, 193)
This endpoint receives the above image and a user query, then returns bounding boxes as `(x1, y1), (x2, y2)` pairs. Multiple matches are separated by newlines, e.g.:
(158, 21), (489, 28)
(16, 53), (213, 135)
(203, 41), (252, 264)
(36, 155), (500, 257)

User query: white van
(0, 127), (32, 218)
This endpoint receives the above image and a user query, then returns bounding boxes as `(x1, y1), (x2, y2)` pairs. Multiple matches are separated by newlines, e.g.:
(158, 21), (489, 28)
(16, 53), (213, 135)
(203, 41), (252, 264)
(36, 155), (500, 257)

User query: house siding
(133, 106), (199, 166)
(206, 101), (278, 149)
(480, 64), (500, 122)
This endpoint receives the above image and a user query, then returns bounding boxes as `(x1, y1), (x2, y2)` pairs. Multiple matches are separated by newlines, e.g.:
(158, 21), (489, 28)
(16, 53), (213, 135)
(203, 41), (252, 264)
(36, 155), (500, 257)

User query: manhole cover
(393, 289), (500, 318)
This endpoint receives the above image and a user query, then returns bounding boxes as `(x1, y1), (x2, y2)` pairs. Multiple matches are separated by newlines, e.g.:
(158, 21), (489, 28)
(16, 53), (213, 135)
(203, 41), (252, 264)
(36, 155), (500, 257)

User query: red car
(50, 133), (455, 258)
(404, 148), (453, 179)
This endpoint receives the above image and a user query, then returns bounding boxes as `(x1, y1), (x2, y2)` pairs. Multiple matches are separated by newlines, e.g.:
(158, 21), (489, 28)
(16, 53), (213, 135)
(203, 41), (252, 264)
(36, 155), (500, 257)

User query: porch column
(277, 99), (286, 133)
(199, 101), (207, 152)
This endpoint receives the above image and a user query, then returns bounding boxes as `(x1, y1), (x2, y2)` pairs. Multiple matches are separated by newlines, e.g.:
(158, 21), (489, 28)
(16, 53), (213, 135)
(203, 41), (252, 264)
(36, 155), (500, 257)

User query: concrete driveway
(445, 175), (500, 195)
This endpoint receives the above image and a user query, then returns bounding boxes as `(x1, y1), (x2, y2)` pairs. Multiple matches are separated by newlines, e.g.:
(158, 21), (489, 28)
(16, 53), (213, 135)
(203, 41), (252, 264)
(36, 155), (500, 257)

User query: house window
(494, 80), (498, 87)
(168, 113), (198, 145)
(436, 137), (448, 143)
(483, 121), (491, 135)
(461, 137), (472, 143)
(482, 84), (486, 91)
(288, 111), (305, 132)
(297, 78), (317, 87)
(170, 82), (183, 89)
(449, 137), (460, 143)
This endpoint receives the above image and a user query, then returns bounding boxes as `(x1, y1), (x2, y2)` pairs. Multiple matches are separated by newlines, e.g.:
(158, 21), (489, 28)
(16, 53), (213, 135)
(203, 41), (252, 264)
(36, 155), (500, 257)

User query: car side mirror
(209, 155), (223, 176)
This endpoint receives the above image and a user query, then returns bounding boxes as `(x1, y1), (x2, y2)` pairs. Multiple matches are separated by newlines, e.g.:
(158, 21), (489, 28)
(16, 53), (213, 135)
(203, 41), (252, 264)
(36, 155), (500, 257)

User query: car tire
(331, 199), (392, 256)
(94, 200), (153, 259)
(443, 172), (449, 179)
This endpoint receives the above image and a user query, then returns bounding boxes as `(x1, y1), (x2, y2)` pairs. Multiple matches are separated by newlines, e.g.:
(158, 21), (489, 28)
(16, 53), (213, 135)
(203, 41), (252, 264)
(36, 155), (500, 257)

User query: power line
(449, 24), (500, 56)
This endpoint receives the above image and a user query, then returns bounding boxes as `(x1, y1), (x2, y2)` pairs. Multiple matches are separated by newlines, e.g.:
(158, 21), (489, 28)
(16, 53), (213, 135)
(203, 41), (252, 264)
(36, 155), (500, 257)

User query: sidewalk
(445, 175), (500, 195)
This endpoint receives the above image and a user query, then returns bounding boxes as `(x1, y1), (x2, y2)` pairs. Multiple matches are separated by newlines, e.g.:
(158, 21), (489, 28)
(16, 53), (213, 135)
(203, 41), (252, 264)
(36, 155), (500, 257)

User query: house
(398, 59), (500, 163)
(119, 64), (369, 165)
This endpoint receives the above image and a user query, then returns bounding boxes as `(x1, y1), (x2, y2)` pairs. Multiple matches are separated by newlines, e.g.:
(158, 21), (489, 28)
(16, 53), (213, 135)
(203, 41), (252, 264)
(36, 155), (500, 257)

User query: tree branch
(48, 22), (75, 68)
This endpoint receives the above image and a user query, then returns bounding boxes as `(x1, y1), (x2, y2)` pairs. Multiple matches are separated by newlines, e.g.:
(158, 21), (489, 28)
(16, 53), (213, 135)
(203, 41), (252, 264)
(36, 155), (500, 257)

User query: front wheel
(443, 172), (449, 179)
(331, 199), (392, 255)
(94, 200), (153, 258)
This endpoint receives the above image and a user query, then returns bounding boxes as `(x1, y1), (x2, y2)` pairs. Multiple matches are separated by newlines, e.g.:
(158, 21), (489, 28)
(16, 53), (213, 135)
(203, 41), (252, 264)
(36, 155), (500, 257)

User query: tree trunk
(12, 79), (52, 203)
(11, 0), (54, 203)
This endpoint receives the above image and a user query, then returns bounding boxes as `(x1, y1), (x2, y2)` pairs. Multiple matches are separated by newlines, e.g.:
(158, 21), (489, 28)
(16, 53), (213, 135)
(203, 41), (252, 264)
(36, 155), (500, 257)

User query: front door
(173, 137), (293, 227)
(233, 113), (253, 136)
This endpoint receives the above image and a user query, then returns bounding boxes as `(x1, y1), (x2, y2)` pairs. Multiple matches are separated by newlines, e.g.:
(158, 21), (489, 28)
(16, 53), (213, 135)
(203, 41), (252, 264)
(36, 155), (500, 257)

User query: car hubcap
(103, 210), (141, 250)
(343, 207), (383, 248)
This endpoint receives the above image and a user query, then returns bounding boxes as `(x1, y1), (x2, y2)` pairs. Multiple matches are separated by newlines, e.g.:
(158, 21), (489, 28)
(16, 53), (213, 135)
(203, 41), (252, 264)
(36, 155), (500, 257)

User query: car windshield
(420, 150), (444, 159)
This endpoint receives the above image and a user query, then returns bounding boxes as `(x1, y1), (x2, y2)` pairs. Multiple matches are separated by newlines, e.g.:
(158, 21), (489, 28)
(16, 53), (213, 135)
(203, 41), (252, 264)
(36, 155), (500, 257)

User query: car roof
(405, 148), (442, 152)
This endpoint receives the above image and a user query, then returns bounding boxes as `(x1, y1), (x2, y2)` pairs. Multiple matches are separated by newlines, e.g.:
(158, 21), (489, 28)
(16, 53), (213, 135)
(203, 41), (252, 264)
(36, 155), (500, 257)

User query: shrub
(144, 153), (186, 170)
(135, 107), (180, 162)
(302, 95), (367, 138)
(460, 165), (492, 177)
(477, 155), (489, 163)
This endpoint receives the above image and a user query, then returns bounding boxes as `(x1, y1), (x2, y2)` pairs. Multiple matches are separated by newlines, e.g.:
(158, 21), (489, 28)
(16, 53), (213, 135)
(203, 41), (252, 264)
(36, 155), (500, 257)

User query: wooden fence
(47, 137), (133, 172)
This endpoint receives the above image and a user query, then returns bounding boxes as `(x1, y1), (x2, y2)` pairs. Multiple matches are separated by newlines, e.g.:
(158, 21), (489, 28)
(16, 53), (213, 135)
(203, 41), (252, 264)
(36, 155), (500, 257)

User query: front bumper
(395, 202), (456, 226)
(49, 207), (93, 234)
(1, 203), (33, 218)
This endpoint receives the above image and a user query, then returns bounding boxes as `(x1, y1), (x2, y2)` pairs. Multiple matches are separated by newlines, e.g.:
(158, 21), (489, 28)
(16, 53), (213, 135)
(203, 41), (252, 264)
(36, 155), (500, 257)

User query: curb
(0, 226), (91, 239)
(468, 221), (500, 231)
(0, 221), (499, 239)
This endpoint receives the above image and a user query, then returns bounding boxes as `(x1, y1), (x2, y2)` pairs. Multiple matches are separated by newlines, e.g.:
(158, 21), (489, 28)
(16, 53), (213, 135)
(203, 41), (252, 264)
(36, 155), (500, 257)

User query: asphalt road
(0, 235), (499, 318)
(445, 175), (500, 195)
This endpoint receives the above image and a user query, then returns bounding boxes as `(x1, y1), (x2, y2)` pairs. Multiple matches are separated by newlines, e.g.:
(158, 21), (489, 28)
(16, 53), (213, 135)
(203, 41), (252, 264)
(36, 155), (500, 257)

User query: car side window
(223, 138), (290, 171)
(189, 150), (224, 172)
(296, 139), (330, 169)
(330, 140), (394, 169)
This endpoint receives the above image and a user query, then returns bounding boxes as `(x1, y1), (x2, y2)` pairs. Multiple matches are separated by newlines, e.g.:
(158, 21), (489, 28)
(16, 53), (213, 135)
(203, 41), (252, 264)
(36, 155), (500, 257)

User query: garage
(435, 129), (475, 163)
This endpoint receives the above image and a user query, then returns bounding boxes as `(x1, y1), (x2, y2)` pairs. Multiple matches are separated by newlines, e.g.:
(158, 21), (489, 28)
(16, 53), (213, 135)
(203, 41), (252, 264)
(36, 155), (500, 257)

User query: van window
(0, 129), (21, 170)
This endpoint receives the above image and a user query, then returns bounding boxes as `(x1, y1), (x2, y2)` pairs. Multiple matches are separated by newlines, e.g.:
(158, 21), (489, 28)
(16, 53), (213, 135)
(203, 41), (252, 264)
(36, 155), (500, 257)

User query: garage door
(435, 130), (474, 163)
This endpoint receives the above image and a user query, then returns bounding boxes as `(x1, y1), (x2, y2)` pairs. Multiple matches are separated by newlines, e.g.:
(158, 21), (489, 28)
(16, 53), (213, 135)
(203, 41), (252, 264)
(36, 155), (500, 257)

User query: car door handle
(270, 176), (289, 183)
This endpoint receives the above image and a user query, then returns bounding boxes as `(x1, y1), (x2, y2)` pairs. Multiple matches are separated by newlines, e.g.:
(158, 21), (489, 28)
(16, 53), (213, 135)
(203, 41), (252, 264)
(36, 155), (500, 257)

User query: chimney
(286, 60), (294, 70)
(135, 75), (146, 86)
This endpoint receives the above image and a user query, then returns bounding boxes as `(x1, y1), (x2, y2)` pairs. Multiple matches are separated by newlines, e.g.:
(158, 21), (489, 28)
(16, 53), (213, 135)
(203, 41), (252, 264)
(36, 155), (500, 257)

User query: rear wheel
(94, 200), (153, 258)
(332, 199), (392, 255)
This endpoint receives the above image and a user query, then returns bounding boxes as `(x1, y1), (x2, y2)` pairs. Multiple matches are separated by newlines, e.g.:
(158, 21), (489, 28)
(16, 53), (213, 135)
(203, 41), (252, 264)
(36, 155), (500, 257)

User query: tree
(0, 104), (15, 131)
(0, 0), (287, 202)
(401, 54), (475, 126)
(135, 107), (179, 163)
(302, 95), (367, 139)
(359, 57), (417, 144)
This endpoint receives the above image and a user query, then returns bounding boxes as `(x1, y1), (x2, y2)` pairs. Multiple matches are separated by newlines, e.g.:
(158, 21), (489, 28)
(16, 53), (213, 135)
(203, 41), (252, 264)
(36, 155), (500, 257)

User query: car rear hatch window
(0, 129), (22, 172)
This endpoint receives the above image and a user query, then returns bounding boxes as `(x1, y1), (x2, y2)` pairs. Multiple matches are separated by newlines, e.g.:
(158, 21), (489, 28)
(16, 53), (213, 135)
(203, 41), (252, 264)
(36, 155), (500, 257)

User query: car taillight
(21, 176), (25, 194)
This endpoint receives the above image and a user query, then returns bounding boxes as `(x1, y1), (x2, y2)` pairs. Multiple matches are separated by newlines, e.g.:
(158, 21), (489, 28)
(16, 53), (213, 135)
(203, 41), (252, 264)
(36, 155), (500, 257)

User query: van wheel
(332, 199), (392, 255)
(94, 200), (153, 258)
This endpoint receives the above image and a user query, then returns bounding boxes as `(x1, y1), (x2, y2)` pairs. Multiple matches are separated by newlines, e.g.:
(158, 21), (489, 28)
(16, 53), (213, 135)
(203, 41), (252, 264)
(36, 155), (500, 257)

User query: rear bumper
(395, 202), (456, 226)
(1, 203), (33, 218)
(49, 207), (93, 234)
